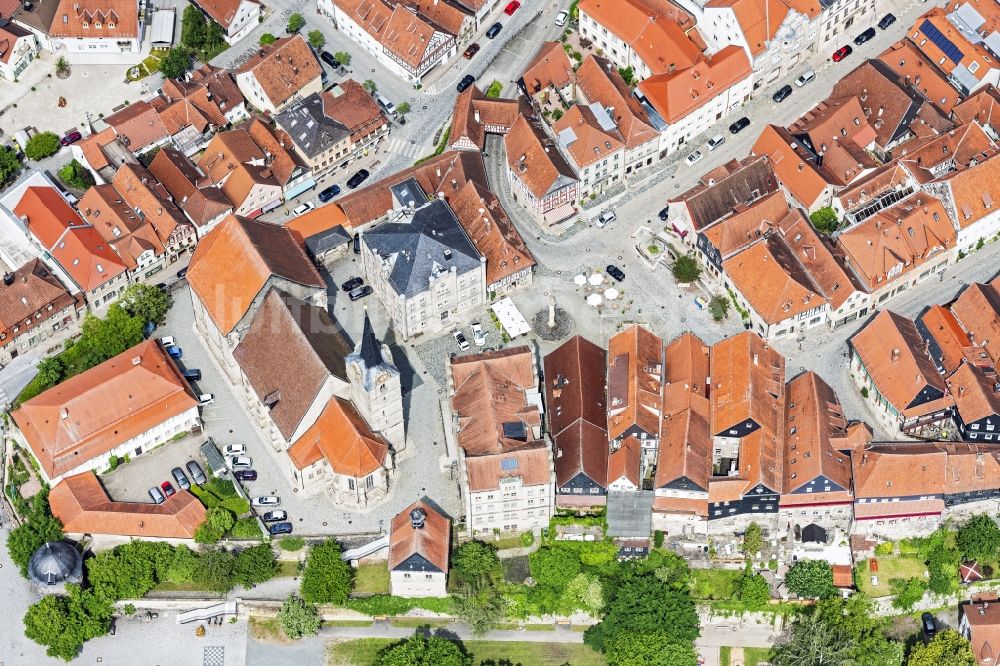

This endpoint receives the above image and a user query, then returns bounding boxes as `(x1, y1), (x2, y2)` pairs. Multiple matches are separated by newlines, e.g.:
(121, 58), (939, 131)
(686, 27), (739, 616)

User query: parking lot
(100, 434), (206, 503)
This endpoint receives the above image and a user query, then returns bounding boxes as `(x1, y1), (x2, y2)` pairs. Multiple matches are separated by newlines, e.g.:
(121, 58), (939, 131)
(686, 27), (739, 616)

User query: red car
(60, 130), (82, 146)
(161, 481), (176, 498)
(832, 45), (853, 62)
(504, 0), (520, 15)
(463, 43), (481, 59)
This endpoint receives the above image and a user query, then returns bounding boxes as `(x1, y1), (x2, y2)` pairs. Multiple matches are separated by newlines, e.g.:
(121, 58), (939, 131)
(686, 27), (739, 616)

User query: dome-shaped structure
(28, 541), (83, 589)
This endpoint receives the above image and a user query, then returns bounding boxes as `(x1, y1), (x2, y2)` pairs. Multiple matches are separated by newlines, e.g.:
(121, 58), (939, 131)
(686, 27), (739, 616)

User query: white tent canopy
(491, 297), (531, 338)
(587, 293), (603, 307)
(588, 273), (604, 286)
(604, 288), (619, 300)
(574, 274), (587, 286)
(150, 9), (176, 45)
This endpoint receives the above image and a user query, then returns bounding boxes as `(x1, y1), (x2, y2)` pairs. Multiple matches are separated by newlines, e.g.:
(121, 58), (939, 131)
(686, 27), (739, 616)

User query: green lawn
(691, 568), (742, 600)
(277, 560), (300, 577)
(389, 618), (451, 628)
(720, 646), (774, 666)
(327, 639), (606, 666)
(855, 557), (927, 597)
(352, 563), (390, 595)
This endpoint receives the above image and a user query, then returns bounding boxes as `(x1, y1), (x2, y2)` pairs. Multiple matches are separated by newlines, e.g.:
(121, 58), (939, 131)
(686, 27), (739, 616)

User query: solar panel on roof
(502, 421), (527, 440)
(500, 458), (518, 471)
(920, 19), (965, 65)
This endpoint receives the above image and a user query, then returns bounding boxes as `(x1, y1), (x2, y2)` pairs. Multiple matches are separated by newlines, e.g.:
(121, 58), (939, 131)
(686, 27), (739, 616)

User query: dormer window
(82, 21), (89, 28)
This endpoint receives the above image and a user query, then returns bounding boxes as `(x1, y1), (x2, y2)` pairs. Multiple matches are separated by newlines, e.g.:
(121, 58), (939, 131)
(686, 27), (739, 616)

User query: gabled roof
(608, 436), (641, 486)
(49, 0), (139, 39)
(232, 289), (352, 440)
(670, 155), (779, 231)
(504, 114), (578, 199)
(287, 397), (388, 476)
(104, 100), (170, 152)
(607, 325), (663, 440)
(111, 163), (187, 246)
(963, 598), (1000, 665)
(830, 60), (926, 148)
(464, 443), (551, 492)
(12, 340), (197, 479)
(448, 180), (535, 285)
(897, 122), (997, 171)
(388, 498), (450, 573)
(707, 0), (789, 57)
(186, 215), (324, 334)
(235, 35), (322, 109)
(322, 79), (387, 143)
(148, 147), (211, 203)
(783, 371), (852, 494)
(521, 41), (575, 94)
(953, 84), (1000, 133)
(710, 330), (785, 445)
(50, 471), (206, 539)
(656, 332), (712, 491)
(918, 303), (986, 374)
(575, 55), (657, 151)
(852, 443), (948, 499)
(0, 259), (78, 347)
(778, 208), (860, 310)
(274, 93), (350, 159)
(877, 39), (961, 114)
(448, 85), (527, 151)
(190, 0), (256, 30)
(701, 189), (788, 258)
(949, 362), (1000, 424)
(952, 282), (1000, 362)
(935, 152), (1000, 231)
(553, 103), (625, 169)
(635, 46), (751, 125)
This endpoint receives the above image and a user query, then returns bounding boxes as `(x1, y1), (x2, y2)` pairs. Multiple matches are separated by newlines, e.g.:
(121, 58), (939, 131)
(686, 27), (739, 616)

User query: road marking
(384, 137), (427, 159)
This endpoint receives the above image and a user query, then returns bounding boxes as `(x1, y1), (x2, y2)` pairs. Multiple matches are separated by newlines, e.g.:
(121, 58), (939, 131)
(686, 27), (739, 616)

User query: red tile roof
(287, 397), (389, 477)
(0, 259), (78, 349)
(607, 325), (663, 441)
(235, 36), (322, 109)
(388, 498), (450, 572)
(104, 101), (170, 152)
(608, 436), (641, 487)
(49, 0), (139, 39)
(635, 46), (750, 124)
(504, 114), (578, 200)
(521, 42), (575, 95)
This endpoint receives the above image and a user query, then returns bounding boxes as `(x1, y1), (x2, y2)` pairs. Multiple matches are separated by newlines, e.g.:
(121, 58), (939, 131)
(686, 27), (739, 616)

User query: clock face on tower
(376, 372), (390, 385)
(350, 365), (362, 381)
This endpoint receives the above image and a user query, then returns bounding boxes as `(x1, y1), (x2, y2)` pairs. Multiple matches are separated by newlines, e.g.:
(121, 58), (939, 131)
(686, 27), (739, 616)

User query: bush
(307, 30), (324, 49)
(229, 516), (263, 540)
(233, 543), (278, 587)
(24, 132), (61, 161)
(277, 595), (320, 639)
(286, 12), (305, 33)
(486, 81), (503, 98)
(890, 577), (926, 611)
(709, 295), (730, 321)
(194, 507), (236, 544)
(344, 595), (454, 615)
(192, 549), (235, 593)
(809, 207), (839, 233)
(874, 542), (895, 556)
(57, 159), (94, 190)
(300, 539), (353, 604)
(654, 530), (665, 549)
(220, 497), (251, 516)
(7, 488), (64, 578)
(520, 531), (534, 548)
(671, 255), (701, 283)
(259, 33), (277, 45)
(158, 47), (192, 80)
(278, 536), (306, 551)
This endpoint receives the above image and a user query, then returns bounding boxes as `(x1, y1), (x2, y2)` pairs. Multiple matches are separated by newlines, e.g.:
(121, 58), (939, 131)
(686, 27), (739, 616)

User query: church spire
(359, 309), (383, 369)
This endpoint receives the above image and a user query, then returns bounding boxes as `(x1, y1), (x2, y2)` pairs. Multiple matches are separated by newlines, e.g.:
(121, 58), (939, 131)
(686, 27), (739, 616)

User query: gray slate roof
(362, 199), (482, 298)
(275, 93), (349, 159)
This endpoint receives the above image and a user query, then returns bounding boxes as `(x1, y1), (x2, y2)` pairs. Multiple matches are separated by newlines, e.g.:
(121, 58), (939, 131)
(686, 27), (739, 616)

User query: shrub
(671, 255), (701, 283)
(874, 542), (895, 556)
(709, 295), (730, 321)
(300, 539), (353, 604)
(286, 13), (305, 33)
(809, 207), (839, 233)
(205, 478), (237, 498)
(307, 30), (325, 49)
(520, 531), (534, 548)
(860, 387), (869, 399)
(233, 543), (278, 587)
(890, 577), (926, 611)
(194, 507), (236, 544)
(24, 132), (61, 161)
(58, 159), (95, 190)
(220, 497), (250, 516)
(486, 81), (503, 98)
(259, 33), (277, 45)
(278, 536), (306, 552)
(653, 530), (665, 549)
(229, 517), (263, 540)
(344, 595), (454, 615)
(277, 595), (320, 639)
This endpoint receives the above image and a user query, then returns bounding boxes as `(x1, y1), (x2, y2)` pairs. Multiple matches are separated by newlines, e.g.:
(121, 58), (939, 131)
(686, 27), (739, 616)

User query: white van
(375, 93), (396, 116)
(596, 210), (617, 228)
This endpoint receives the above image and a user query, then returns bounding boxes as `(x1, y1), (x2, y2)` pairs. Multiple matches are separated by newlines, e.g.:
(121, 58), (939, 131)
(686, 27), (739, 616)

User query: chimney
(474, 109), (480, 123)
(2, 272), (14, 286)
(60, 408), (68, 419)
(891, 348), (900, 363)
(131, 355), (142, 366)
(409, 507), (426, 529)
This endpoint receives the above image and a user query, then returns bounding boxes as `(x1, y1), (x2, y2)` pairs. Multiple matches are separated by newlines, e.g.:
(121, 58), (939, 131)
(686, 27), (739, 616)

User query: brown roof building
(877, 40), (961, 115)
(50, 471), (206, 540)
(668, 155), (779, 237)
(233, 36), (323, 113)
(12, 339), (199, 483)
(948, 362), (1000, 443)
(961, 596), (1000, 665)
(607, 325), (663, 443)
(0, 259), (80, 366)
(286, 397), (390, 485)
(388, 498), (450, 597)
(503, 114), (579, 226)
(448, 86), (527, 152)
(520, 41), (575, 103)
(103, 100), (170, 154)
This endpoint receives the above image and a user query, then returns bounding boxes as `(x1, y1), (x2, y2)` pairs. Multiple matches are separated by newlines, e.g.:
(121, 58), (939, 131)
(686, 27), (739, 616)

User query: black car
(346, 169), (370, 189)
(233, 469), (258, 482)
(729, 116), (751, 134)
(878, 13), (896, 29)
(176, 266), (188, 279)
(606, 264), (625, 282)
(353, 233), (361, 254)
(341, 276), (364, 292)
(457, 74), (476, 93)
(318, 184), (341, 202)
(485, 22), (502, 39)
(854, 27), (876, 45)
(658, 207), (669, 221)
(921, 613), (937, 644)
(268, 522), (294, 535)
(320, 51), (337, 67)
(350, 285), (374, 301)
(183, 369), (202, 381)
(186, 460), (207, 485)
(772, 85), (793, 103)
(262, 510), (288, 523)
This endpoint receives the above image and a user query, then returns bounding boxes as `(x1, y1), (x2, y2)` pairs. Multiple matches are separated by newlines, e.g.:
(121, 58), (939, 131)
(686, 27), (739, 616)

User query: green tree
(809, 206), (839, 233)
(233, 543), (278, 588)
(164, 544), (200, 583)
(181, 5), (206, 50)
(24, 132), (61, 161)
(741, 522), (763, 557)
(736, 564), (771, 611)
(58, 159), (95, 190)
(453, 540), (501, 591)
(363, 79), (378, 94)
(773, 596), (903, 666)
(159, 47), (192, 80)
(529, 546), (581, 590)
(23, 585), (114, 661)
(206, 20), (224, 50)
(333, 51), (351, 66)
(193, 548), (235, 593)
(785, 559), (835, 599)
(86, 540), (173, 601)
(396, 102), (411, 117)
(194, 506), (236, 544)
(604, 631), (699, 666)
(670, 255), (701, 283)
(75, 306), (144, 368)
(889, 577), (926, 611)
(709, 295), (730, 321)
(286, 12), (305, 33)
(561, 572), (603, 615)
(452, 587), (506, 637)
(308, 30), (325, 49)
(957, 514), (1000, 563)
(373, 633), (472, 666)
(259, 32), (277, 46)
(300, 539), (353, 604)
(907, 629), (974, 666)
(35, 355), (66, 388)
(117, 283), (171, 325)
(617, 66), (636, 86)
(55, 56), (70, 76)
(7, 488), (64, 577)
(276, 595), (321, 639)
(0, 145), (22, 185)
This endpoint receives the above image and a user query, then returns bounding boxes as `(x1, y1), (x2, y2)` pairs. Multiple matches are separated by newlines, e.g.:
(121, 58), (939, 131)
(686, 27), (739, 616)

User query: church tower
(347, 312), (405, 450)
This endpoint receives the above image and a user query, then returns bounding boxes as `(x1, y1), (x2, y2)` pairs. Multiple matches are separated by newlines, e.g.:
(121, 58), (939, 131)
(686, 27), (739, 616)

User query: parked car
(224, 443), (247, 457)
(375, 93), (396, 116)
(555, 10), (568, 26)
(453, 330), (470, 351)
(320, 51), (337, 67)
(772, 84), (793, 102)
(596, 210), (616, 228)
(878, 13), (896, 29)
(161, 481), (176, 498)
(921, 613), (937, 644)
(694, 295), (709, 310)
(504, 0), (520, 14)
(606, 264), (626, 282)
(485, 22), (502, 39)
(471, 322), (486, 346)
(318, 184), (341, 202)
(159, 335), (175, 347)
(166, 345), (182, 359)
(795, 69), (816, 86)
(251, 496), (280, 507)
(171, 467), (191, 491)
(342, 276), (364, 292)
(186, 460), (207, 485)
(262, 510), (288, 523)
(268, 522), (293, 535)
(349, 285), (373, 301)
(148, 486), (165, 504)
(198, 393), (215, 406)
(832, 45), (853, 61)
(353, 233), (361, 254)
(685, 150), (704, 165)
(176, 266), (188, 279)
(182, 368), (201, 381)
(60, 131), (82, 146)
(707, 134), (726, 150)
(346, 169), (370, 189)
(728, 117), (751, 134)
(463, 43), (481, 59)
(658, 207), (670, 221)
(143, 321), (156, 339)
(457, 74), (476, 92)
(853, 27), (876, 45)
(233, 469), (258, 482)
(229, 455), (253, 470)
(292, 202), (315, 216)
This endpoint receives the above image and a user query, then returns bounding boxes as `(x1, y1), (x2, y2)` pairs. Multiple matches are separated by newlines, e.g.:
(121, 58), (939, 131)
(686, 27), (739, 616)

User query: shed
(200, 439), (226, 477)
(150, 9), (176, 45)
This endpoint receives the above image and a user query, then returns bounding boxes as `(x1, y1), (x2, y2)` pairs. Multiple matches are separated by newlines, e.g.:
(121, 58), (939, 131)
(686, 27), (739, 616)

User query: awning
(150, 10), (175, 45)
(801, 524), (828, 543)
(490, 297), (530, 338)
(543, 202), (575, 225)
(671, 223), (688, 238)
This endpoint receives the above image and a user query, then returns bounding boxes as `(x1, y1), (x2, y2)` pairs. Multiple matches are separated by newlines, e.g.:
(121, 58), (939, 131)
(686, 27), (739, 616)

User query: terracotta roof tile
(49, 0), (139, 38)
(918, 304), (987, 374)
(504, 114), (578, 200)
(830, 60), (926, 149)
(0, 259), (78, 348)
(831, 564), (854, 587)
(953, 84), (1000, 132)
(287, 397), (389, 476)
(952, 282), (1000, 363)
(669, 155), (779, 231)
(521, 42), (575, 94)
(12, 340), (197, 479)
(575, 55), (657, 151)
(701, 189), (788, 257)
(448, 85), (527, 151)
(963, 598), (1000, 664)
(938, 153), (1000, 231)
(464, 443), (551, 492)
(190, 0), (256, 29)
(148, 147), (209, 203)
(783, 371), (852, 495)
(877, 39), (960, 114)
(235, 36), (322, 110)
(607, 325), (663, 440)
(322, 79), (387, 145)
(77, 127), (117, 172)
(388, 498), (450, 572)
(111, 163), (188, 246)
(635, 46), (750, 124)
(608, 436), (641, 487)
(948, 363), (1000, 425)
(448, 181), (535, 285)
(104, 101), (170, 152)
(707, 0), (788, 56)
(552, 104), (625, 169)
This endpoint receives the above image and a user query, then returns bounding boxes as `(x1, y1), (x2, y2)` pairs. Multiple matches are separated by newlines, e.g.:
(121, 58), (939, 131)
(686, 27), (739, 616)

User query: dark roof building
(28, 541), (83, 592)
(274, 93), (350, 160)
